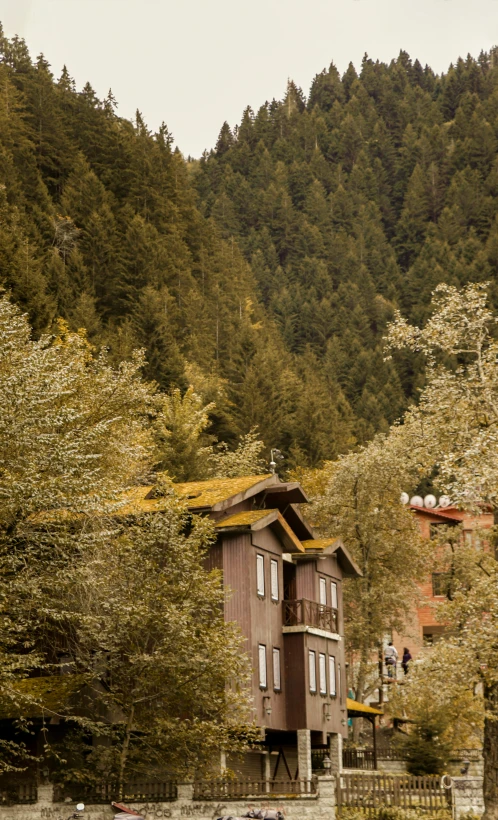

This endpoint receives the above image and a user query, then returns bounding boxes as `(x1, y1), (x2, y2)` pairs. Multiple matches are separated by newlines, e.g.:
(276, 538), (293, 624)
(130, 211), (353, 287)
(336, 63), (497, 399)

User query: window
(319, 577), (327, 606)
(309, 650), (317, 693)
(319, 653), (327, 695)
(257, 554), (265, 597)
(258, 644), (267, 688)
(329, 655), (336, 697)
(338, 662), (342, 703)
(430, 523), (445, 540)
(273, 647), (281, 691)
(270, 559), (279, 602)
(330, 581), (338, 610)
(432, 572), (451, 597)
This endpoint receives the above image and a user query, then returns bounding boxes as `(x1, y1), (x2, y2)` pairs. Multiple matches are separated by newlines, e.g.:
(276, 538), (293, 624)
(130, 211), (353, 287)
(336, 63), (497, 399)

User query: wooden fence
(337, 773), (452, 816)
(193, 778), (317, 800)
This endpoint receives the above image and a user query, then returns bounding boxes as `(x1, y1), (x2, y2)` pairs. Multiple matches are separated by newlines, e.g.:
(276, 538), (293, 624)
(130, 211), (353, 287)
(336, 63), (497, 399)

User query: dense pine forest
(2, 26), (498, 467)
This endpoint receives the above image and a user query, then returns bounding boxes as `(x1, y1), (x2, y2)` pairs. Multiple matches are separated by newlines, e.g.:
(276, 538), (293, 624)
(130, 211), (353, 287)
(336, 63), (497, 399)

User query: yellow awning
(347, 697), (383, 716)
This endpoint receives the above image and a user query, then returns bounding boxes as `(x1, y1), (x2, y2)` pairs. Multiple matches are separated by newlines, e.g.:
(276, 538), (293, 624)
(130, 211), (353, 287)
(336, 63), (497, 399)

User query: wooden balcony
(283, 598), (338, 633)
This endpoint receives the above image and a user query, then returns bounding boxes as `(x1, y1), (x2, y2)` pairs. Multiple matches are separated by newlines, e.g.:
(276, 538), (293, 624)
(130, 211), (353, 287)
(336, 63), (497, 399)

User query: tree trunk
(118, 703), (135, 800)
(483, 682), (498, 820)
(353, 645), (370, 742)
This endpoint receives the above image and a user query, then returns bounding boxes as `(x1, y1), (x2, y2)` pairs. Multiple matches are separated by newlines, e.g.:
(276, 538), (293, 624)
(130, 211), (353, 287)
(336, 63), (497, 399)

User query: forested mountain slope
(194, 49), (498, 445)
(2, 26), (498, 467)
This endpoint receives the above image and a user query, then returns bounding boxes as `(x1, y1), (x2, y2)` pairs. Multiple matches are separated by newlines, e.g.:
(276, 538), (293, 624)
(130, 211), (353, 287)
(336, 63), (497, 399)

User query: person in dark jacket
(402, 647), (412, 675)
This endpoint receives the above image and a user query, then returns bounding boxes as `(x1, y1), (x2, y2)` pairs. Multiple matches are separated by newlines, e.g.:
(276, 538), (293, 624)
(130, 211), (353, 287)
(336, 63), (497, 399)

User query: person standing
(402, 647), (412, 675)
(384, 642), (398, 678)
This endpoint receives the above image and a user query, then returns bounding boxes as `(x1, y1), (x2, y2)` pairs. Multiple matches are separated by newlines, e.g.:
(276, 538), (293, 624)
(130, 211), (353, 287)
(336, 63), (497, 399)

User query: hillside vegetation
(2, 27), (498, 465)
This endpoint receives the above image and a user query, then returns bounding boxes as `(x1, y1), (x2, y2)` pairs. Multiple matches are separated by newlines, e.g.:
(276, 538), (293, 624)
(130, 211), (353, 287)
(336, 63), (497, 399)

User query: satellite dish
(400, 492), (409, 505)
(424, 494), (437, 509)
(410, 495), (424, 507)
(439, 495), (451, 508)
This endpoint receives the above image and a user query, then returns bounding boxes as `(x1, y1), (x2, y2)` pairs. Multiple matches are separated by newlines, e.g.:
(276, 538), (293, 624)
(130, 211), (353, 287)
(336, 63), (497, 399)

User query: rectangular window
(338, 662), (342, 703)
(257, 554), (265, 597)
(329, 656), (336, 697)
(319, 653), (327, 695)
(258, 644), (267, 689)
(273, 647), (281, 691)
(270, 559), (279, 602)
(319, 577), (327, 606)
(432, 572), (451, 597)
(309, 650), (317, 693)
(331, 581), (338, 610)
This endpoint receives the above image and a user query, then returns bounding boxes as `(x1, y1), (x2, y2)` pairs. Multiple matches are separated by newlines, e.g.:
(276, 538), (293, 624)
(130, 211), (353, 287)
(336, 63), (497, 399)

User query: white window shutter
(257, 554), (265, 597)
(273, 647), (281, 691)
(270, 559), (279, 601)
(259, 644), (267, 688)
(331, 581), (338, 610)
(319, 653), (327, 694)
(329, 656), (336, 696)
(309, 650), (316, 693)
(319, 577), (327, 606)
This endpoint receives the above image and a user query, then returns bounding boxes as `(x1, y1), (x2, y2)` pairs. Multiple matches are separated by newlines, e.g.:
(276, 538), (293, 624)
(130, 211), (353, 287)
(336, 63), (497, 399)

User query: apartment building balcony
(282, 599), (338, 637)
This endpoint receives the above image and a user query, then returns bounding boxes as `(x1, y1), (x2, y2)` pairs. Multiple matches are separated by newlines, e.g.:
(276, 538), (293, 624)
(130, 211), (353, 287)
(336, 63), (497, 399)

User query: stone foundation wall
(0, 778), (336, 820)
(452, 776), (485, 818)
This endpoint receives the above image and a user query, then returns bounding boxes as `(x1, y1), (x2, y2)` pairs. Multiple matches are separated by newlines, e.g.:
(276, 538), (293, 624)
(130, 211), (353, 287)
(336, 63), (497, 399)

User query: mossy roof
(0, 675), (88, 719)
(215, 509), (277, 528)
(174, 474), (274, 509)
(301, 537), (337, 551)
(120, 474), (275, 516)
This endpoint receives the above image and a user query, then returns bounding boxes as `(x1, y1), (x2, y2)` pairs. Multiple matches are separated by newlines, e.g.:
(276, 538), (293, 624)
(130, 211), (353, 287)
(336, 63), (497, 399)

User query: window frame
(330, 580), (338, 610)
(308, 650), (317, 694)
(270, 558), (279, 602)
(329, 655), (337, 697)
(338, 661), (342, 703)
(319, 652), (327, 695)
(273, 647), (281, 692)
(319, 576), (327, 607)
(256, 554), (265, 598)
(258, 644), (267, 689)
(432, 571), (451, 597)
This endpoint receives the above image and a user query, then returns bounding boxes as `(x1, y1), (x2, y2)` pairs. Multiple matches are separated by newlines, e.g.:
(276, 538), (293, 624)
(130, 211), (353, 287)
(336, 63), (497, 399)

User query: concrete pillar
(329, 732), (343, 774)
(297, 728), (312, 781)
(452, 777), (484, 818)
(263, 750), (271, 792)
(220, 750), (227, 774)
(177, 782), (194, 800)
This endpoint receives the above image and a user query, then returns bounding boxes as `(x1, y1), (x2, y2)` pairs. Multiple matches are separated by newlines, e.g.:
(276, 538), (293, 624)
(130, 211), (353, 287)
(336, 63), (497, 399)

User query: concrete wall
(0, 778), (336, 820)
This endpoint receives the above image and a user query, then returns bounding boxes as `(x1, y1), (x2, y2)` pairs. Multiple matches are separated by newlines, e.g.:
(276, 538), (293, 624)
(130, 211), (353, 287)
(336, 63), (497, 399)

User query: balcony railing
(283, 599), (338, 633)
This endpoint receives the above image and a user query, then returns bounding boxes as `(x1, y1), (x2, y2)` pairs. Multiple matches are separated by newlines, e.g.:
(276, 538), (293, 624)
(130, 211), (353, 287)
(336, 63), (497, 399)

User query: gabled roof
(174, 474), (276, 511)
(301, 537), (362, 577)
(119, 474), (277, 516)
(409, 505), (461, 523)
(215, 508), (305, 552)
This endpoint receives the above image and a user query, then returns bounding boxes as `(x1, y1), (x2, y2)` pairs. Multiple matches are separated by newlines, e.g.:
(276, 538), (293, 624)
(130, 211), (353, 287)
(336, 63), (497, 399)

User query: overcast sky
(2, 0), (498, 158)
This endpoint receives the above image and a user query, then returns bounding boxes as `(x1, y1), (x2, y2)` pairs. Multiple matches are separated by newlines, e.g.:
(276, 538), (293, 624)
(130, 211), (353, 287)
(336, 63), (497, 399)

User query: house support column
(297, 729), (312, 781)
(263, 751), (271, 792)
(328, 731), (343, 774)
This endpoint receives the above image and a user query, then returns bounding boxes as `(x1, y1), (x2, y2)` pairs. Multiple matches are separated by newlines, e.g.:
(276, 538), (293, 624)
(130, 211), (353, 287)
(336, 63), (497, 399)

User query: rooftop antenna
(270, 448), (284, 475)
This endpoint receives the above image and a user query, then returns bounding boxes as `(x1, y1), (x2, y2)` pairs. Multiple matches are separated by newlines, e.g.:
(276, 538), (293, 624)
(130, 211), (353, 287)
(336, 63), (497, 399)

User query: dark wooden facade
(176, 473), (361, 770)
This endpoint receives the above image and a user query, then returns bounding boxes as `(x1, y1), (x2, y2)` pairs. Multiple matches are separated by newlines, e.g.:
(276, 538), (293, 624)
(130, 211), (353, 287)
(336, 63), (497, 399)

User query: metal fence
(337, 773), (452, 816)
(0, 782), (37, 805)
(54, 781), (178, 804)
(193, 778), (317, 800)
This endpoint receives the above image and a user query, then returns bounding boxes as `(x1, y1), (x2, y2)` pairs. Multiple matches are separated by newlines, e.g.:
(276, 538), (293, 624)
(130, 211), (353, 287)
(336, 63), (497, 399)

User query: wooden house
(170, 473), (361, 781)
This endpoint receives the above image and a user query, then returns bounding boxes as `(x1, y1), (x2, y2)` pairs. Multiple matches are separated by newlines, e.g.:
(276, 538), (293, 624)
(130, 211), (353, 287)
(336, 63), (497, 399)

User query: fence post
(177, 782), (194, 801)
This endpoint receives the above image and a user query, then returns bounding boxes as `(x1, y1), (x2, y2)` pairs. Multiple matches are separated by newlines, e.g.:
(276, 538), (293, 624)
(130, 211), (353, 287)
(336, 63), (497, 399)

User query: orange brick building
(392, 502), (493, 661)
